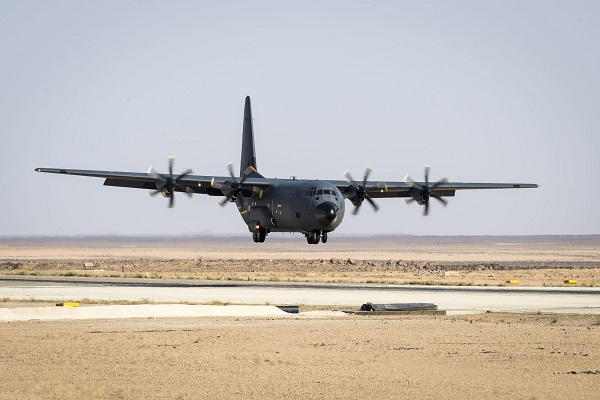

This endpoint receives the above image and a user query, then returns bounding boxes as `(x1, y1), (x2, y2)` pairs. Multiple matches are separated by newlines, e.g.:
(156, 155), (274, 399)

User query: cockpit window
(316, 189), (323, 195)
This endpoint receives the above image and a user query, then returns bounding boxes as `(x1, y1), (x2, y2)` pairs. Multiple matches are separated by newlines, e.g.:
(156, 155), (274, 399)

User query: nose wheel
(252, 228), (267, 243)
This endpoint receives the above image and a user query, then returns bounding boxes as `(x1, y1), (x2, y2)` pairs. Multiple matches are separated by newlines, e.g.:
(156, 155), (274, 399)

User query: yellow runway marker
(56, 302), (79, 307)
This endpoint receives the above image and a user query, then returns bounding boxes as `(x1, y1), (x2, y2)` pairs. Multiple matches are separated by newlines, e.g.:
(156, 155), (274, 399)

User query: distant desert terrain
(1, 235), (599, 287)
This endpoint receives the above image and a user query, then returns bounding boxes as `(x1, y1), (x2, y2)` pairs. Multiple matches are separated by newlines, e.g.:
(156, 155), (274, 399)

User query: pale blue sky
(1, 1), (598, 236)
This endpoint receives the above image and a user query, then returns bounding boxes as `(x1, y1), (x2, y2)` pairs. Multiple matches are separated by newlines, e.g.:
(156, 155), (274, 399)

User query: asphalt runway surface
(1, 275), (600, 314)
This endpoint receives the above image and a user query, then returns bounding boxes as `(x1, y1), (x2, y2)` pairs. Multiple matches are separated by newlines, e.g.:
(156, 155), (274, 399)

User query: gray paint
(240, 96), (261, 178)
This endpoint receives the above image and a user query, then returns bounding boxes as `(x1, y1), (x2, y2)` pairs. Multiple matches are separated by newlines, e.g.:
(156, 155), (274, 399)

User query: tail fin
(240, 96), (262, 177)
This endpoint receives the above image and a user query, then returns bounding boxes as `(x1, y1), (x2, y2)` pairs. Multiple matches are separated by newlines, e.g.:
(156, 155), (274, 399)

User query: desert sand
(0, 313), (599, 399)
(1, 236), (599, 399)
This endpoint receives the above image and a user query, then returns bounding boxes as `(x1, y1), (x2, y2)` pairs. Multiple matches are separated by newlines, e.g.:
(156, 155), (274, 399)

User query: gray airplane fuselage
(236, 179), (345, 234)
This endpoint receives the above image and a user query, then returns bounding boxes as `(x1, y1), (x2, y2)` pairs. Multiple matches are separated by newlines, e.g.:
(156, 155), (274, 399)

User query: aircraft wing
(329, 180), (539, 199)
(34, 167), (271, 196)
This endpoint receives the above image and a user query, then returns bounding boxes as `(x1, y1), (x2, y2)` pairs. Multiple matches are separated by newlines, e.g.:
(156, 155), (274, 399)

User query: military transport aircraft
(36, 96), (538, 244)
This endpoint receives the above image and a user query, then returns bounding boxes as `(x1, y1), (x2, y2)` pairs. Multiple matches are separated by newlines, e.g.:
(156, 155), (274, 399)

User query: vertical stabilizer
(240, 96), (262, 177)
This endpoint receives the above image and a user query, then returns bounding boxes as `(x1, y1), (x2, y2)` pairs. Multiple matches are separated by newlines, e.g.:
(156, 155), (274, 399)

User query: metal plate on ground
(342, 303), (445, 315)
(360, 303), (438, 312)
(276, 305), (299, 314)
(346, 310), (446, 316)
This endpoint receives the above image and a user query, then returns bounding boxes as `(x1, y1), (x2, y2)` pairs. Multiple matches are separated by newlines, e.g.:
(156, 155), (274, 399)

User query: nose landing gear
(252, 224), (267, 243)
(306, 231), (328, 244)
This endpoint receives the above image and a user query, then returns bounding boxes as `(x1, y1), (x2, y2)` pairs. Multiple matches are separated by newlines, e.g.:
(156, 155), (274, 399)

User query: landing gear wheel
(306, 231), (320, 244)
(321, 231), (328, 243)
(253, 228), (267, 243)
(258, 228), (267, 243)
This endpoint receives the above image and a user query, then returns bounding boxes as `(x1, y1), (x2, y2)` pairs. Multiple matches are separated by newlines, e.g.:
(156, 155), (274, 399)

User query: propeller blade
(423, 200), (429, 216)
(239, 166), (257, 185)
(243, 166), (256, 176)
(365, 195), (379, 212)
(148, 167), (164, 182)
(424, 165), (431, 185)
(168, 194), (175, 208)
(168, 156), (175, 177)
(226, 162), (235, 179)
(211, 180), (228, 190)
(404, 198), (415, 204)
(345, 168), (380, 215)
(431, 177), (449, 189)
(432, 194), (448, 206)
(219, 194), (232, 207)
(150, 181), (166, 196)
(343, 170), (357, 187)
(176, 168), (194, 181)
(362, 167), (372, 187)
(404, 174), (421, 189)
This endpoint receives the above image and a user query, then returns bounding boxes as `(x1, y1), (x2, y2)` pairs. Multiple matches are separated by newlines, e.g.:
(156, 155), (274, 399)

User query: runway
(1, 275), (600, 314)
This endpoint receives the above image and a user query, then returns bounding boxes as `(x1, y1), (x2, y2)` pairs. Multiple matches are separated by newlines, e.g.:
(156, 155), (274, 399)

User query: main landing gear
(306, 231), (328, 245)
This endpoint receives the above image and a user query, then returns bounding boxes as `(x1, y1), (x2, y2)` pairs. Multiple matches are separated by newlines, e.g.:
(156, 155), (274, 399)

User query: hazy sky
(1, 1), (598, 236)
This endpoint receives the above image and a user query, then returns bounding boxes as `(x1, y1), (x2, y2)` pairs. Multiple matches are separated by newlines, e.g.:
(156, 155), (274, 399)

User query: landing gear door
(272, 199), (284, 218)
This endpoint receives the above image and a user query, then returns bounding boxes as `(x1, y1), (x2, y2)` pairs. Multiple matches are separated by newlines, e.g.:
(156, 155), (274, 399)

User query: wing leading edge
(35, 167), (538, 199)
(329, 180), (538, 199)
(34, 167), (271, 196)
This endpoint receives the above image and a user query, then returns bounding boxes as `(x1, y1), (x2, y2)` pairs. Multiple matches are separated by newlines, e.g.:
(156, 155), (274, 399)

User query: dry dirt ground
(1, 236), (599, 286)
(1, 313), (599, 400)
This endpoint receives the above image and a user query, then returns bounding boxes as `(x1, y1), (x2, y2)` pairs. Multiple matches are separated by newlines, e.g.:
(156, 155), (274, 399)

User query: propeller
(403, 165), (449, 216)
(211, 162), (254, 207)
(343, 167), (379, 215)
(148, 156), (194, 208)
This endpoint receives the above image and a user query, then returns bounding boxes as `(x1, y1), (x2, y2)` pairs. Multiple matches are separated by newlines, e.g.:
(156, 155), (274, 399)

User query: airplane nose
(315, 202), (339, 224)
